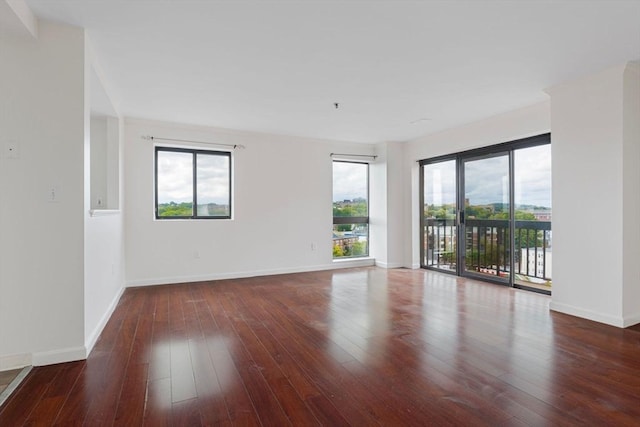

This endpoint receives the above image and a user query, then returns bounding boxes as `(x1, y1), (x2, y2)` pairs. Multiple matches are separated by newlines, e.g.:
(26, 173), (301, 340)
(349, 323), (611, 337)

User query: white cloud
(157, 151), (230, 205)
(333, 161), (367, 202)
(423, 145), (551, 208)
(157, 151), (193, 203)
(424, 159), (456, 206)
(197, 155), (230, 204)
(514, 145), (551, 207)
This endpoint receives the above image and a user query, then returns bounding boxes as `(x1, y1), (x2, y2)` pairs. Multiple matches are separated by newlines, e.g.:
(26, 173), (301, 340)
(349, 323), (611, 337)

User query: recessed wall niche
(90, 67), (119, 211)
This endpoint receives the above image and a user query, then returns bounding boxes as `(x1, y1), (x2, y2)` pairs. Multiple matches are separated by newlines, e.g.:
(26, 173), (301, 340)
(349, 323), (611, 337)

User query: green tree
(424, 203), (456, 219)
(333, 200), (367, 217)
(351, 241), (366, 256)
(335, 224), (353, 232)
(489, 210), (535, 221)
(158, 201), (193, 217)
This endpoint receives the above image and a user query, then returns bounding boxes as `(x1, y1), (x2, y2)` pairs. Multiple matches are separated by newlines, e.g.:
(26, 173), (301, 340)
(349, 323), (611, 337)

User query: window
(155, 146), (231, 219)
(333, 161), (369, 258)
(419, 133), (551, 294)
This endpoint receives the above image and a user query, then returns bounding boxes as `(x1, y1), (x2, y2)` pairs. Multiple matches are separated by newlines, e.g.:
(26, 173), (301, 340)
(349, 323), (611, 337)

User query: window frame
(154, 146), (232, 220)
(332, 160), (370, 259)
(418, 133), (551, 294)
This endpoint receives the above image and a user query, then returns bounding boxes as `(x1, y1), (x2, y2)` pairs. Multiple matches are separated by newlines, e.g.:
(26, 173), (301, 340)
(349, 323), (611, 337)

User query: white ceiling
(24, 0), (640, 143)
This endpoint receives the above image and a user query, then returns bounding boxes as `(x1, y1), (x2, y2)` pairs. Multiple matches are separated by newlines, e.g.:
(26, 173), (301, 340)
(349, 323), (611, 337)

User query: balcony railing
(424, 218), (457, 271)
(424, 218), (552, 289)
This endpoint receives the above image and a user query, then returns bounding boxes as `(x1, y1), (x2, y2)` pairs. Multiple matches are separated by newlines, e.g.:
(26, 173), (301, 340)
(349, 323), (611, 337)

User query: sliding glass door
(461, 153), (511, 283)
(420, 134), (552, 293)
(513, 144), (552, 291)
(422, 160), (457, 271)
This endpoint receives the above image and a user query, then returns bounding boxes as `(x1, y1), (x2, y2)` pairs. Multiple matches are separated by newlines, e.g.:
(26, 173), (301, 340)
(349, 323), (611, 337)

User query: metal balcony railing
(423, 218), (457, 271)
(423, 218), (552, 286)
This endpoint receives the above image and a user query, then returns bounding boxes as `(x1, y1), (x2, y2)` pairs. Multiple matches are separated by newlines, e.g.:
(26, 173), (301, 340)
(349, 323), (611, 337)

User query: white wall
(124, 119), (376, 286)
(548, 62), (639, 327)
(0, 20), (86, 368)
(0, 14), (126, 370)
(84, 40), (126, 354)
(106, 117), (120, 209)
(88, 115), (120, 210)
(386, 142), (407, 268)
(622, 63), (640, 324)
(371, 142), (406, 268)
(404, 102), (551, 268)
(369, 148), (387, 265)
(84, 206), (125, 353)
(90, 116), (108, 209)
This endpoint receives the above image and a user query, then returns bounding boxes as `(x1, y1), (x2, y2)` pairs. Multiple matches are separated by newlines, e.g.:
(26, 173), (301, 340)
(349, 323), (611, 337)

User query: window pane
(332, 162), (368, 217)
(157, 151), (193, 217)
(463, 154), (511, 281)
(514, 144), (552, 290)
(424, 160), (456, 219)
(514, 145), (552, 217)
(197, 154), (230, 217)
(423, 160), (457, 271)
(464, 155), (510, 215)
(333, 161), (368, 259)
(333, 224), (369, 258)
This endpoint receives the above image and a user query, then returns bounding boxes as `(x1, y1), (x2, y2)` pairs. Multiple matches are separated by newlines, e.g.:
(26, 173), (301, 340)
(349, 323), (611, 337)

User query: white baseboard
(2, 288), (124, 369)
(375, 261), (403, 269)
(32, 346), (86, 367)
(331, 257), (376, 269)
(623, 312), (640, 328)
(0, 353), (31, 371)
(126, 259), (376, 287)
(549, 301), (625, 328)
(85, 286), (125, 356)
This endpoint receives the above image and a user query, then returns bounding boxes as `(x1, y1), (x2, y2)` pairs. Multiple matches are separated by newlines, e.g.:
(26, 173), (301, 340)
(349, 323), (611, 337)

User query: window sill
(153, 217), (234, 222)
(332, 257), (375, 268)
(89, 209), (120, 217)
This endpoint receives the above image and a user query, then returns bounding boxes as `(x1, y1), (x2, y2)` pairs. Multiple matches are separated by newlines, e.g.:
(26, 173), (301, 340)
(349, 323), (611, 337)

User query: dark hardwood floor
(1, 267), (639, 426)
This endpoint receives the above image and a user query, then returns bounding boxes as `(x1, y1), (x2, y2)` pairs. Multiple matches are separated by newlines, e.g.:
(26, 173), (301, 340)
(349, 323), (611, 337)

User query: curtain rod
(330, 153), (378, 159)
(142, 135), (244, 149)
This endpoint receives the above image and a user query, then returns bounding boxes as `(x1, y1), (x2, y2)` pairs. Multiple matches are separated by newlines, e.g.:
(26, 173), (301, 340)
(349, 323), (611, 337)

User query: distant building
(532, 209), (552, 221)
(520, 248), (552, 279)
(333, 233), (359, 250)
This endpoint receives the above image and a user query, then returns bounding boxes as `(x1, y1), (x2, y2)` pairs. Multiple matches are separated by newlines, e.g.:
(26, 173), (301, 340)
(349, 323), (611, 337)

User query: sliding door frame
(419, 133), (551, 293)
(419, 154), (459, 276)
(458, 149), (513, 286)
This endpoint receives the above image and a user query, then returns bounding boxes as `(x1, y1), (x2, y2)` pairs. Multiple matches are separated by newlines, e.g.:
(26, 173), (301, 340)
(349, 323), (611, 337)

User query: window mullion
(192, 152), (197, 218)
(333, 216), (368, 225)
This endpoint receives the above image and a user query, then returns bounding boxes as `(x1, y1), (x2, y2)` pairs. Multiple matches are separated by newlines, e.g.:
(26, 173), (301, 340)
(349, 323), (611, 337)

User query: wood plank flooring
(1, 267), (639, 426)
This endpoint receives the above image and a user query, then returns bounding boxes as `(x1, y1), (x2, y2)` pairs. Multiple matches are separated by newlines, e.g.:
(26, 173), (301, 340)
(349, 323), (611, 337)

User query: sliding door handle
(457, 211), (465, 225)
